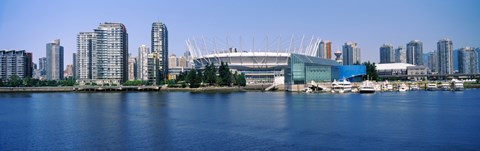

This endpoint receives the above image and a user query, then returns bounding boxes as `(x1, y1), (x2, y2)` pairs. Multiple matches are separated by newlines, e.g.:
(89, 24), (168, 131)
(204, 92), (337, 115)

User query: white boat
(382, 80), (394, 91)
(399, 83), (408, 92)
(427, 83), (437, 91)
(359, 80), (375, 93)
(304, 88), (313, 93)
(374, 84), (382, 91)
(440, 83), (450, 91)
(409, 84), (420, 91)
(452, 79), (464, 91)
(331, 79), (352, 93)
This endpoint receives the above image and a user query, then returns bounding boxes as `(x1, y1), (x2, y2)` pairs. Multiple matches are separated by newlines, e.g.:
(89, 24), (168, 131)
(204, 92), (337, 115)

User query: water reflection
(1, 91), (479, 150)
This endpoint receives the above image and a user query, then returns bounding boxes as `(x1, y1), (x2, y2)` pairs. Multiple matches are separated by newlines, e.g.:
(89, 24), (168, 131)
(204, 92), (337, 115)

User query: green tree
(47, 80), (58, 86)
(123, 80), (144, 86)
(232, 71), (238, 86)
(237, 73), (246, 86)
(197, 69), (204, 84)
(362, 61), (378, 81)
(23, 77), (32, 87)
(8, 75), (23, 87)
(218, 62), (232, 86)
(204, 63), (217, 86)
(156, 72), (165, 85)
(0, 79), (4, 87)
(187, 69), (200, 88)
(176, 71), (188, 82)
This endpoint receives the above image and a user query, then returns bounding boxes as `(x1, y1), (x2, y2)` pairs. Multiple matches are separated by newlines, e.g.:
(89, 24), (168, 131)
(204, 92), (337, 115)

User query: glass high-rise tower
(151, 21), (168, 83)
(379, 43), (394, 63)
(394, 46), (406, 63)
(406, 40), (423, 65)
(458, 47), (478, 74)
(46, 39), (64, 80)
(342, 42), (361, 65)
(437, 39), (453, 74)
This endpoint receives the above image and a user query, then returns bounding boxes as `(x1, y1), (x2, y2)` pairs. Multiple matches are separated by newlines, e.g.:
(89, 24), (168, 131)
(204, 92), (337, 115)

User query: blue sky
(0, 0), (479, 67)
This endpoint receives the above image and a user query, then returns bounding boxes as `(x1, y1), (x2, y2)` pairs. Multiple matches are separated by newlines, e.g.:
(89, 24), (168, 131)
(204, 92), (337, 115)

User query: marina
(305, 79), (469, 93)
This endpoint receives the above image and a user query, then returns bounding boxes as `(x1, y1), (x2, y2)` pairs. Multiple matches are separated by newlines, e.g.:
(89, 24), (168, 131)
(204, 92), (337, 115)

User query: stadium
(186, 35), (365, 91)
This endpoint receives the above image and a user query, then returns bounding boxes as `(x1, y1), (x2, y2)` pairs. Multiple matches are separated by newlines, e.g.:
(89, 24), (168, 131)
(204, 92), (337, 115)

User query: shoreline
(0, 86), (254, 93)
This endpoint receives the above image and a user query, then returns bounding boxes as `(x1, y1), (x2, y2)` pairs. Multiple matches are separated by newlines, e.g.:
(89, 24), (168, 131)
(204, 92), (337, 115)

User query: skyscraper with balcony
(93, 23), (128, 83)
(0, 50), (33, 80)
(342, 42), (361, 65)
(138, 45), (149, 81)
(46, 39), (64, 80)
(458, 47), (478, 74)
(76, 23), (128, 85)
(437, 39), (453, 74)
(379, 44), (394, 63)
(151, 21), (168, 83)
(406, 40), (423, 65)
(76, 32), (95, 80)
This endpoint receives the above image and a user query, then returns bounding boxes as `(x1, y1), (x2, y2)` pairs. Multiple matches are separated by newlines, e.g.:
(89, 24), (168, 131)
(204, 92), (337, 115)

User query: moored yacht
(331, 79), (352, 93)
(359, 80), (376, 93)
(440, 83), (450, 91)
(409, 84), (420, 91)
(427, 83), (437, 91)
(399, 83), (408, 92)
(452, 79), (464, 91)
(381, 80), (394, 91)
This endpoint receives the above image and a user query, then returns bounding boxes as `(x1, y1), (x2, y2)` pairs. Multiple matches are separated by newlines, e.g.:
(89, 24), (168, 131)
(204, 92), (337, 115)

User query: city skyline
(0, 0), (479, 67)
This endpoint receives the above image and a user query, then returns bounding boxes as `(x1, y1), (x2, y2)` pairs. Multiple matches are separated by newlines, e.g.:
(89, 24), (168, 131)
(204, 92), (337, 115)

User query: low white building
(376, 63), (414, 76)
(376, 63), (427, 80)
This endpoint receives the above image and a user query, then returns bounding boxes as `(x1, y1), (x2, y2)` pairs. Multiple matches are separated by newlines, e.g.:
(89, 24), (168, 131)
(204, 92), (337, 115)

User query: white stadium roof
(376, 63), (415, 70)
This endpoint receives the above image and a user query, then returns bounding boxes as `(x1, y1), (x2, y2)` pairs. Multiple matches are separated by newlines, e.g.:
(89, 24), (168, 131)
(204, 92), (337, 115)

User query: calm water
(1, 90), (480, 150)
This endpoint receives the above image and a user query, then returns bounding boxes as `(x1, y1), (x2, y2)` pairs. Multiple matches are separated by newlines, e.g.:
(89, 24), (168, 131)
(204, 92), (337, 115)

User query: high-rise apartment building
(178, 56), (187, 68)
(138, 45), (149, 81)
(128, 55), (137, 81)
(477, 48), (480, 72)
(379, 44), (394, 64)
(0, 50), (33, 80)
(73, 53), (77, 79)
(76, 32), (95, 80)
(76, 23), (128, 84)
(64, 64), (73, 78)
(151, 21), (168, 82)
(94, 23), (128, 83)
(39, 57), (47, 76)
(147, 53), (158, 83)
(395, 46), (406, 63)
(342, 42), (361, 65)
(437, 39), (453, 74)
(168, 54), (178, 68)
(316, 40), (332, 59)
(427, 51), (438, 73)
(406, 40), (423, 65)
(46, 39), (64, 80)
(458, 47), (478, 74)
